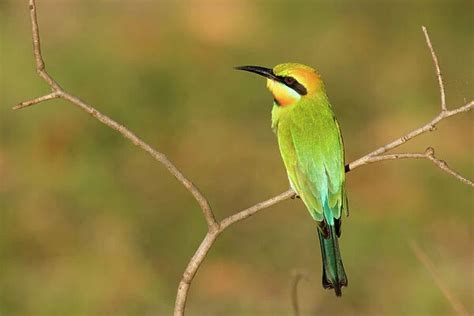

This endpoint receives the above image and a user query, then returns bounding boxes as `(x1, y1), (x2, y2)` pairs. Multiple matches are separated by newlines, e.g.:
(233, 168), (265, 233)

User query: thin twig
(424, 148), (474, 187)
(409, 241), (468, 316)
(58, 92), (218, 230)
(15, 3), (473, 315)
(346, 100), (473, 172)
(13, 91), (60, 110)
(27, 0), (61, 90)
(347, 25), (473, 171)
(422, 26), (446, 112)
(359, 147), (473, 187)
(291, 270), (309, 316)
(220, 189), (295, 230)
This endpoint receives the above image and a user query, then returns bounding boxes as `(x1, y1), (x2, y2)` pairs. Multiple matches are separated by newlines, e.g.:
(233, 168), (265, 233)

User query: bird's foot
(291, 193), (301, 200)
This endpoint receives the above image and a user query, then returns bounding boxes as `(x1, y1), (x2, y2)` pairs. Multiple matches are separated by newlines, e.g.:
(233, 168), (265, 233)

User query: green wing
(276, 99), (346, 223)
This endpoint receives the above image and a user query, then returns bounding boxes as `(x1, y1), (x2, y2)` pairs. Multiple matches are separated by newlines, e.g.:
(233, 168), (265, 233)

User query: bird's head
(235, 63), (323, 107)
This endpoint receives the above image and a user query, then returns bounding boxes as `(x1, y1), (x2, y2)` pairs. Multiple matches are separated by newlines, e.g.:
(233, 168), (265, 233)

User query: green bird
(236, 63), (348, 296)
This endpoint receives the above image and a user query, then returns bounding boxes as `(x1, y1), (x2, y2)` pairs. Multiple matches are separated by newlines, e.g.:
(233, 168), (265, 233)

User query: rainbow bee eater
(236, 63), (348, 296)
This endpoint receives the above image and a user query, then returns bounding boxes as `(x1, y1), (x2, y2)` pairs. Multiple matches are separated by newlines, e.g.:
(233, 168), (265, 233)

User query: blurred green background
(1, 0), (473, 315)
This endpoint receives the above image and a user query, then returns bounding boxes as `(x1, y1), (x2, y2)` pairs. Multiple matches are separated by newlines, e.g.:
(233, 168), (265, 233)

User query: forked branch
(15, 1), (473, 315)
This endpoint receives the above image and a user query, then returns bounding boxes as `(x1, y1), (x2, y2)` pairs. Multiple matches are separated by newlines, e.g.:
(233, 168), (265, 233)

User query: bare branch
(61, 93), (218, 229)
(175, 232), (219, 315)
(445, 101), (474, 117)
(409, 241), (469, 316)
(424, 148), (474, 187)
(27, 0), (61, 90)
(220, 190), (295, 231)
(347, 27), (472, 170)
(15, 3), (472, 315)
(28, 0), (44, 70)
(290, 270), (309, 316)
(174, 190), (295, 315)
(20, 0), (218, 231)
(422, 26), (447, 112)
(13, 91), (60, 110)
(346, 99), (473, 172)
(353, 148), (473, 187)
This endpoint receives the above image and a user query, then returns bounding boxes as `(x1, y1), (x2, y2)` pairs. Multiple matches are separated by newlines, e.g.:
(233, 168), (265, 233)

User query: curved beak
(234, 65), (278, 80)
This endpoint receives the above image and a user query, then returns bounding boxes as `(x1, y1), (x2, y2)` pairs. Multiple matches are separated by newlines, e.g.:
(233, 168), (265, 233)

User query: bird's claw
(291, 193), (301, 199)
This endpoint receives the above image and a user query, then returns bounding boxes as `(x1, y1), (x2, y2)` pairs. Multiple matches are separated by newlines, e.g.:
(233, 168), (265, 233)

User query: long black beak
(234, 65), (278, 80)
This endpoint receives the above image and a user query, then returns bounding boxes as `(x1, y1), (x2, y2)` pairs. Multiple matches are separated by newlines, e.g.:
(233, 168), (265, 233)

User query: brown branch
(290, 270), (309, 316)
(15, 3), (473, 315)
(346, 25), (473, 170)
(27, 0), (61, 90)
(220, 189), (295, 231)
(425, 151), (473, 187)
(13, 91), (60, 110)
(409, 241), (469, 316)
(17, 0), (218, 231)
(422, 26), (446, 112)
(346, 100), (474, 172)
(174, 189), (296, 315)
(359, 147), (473, 187)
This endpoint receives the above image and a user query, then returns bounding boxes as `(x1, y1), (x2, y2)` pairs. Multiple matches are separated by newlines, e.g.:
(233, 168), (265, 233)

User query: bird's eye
(284, 77), (296, 85)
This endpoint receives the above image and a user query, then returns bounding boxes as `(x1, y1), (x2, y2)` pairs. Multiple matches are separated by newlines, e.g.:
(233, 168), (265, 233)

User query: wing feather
(278, 101), (345, 223)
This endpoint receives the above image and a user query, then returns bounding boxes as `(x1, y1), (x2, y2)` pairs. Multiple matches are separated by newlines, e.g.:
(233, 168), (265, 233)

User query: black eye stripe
(277, 76), (307, 95)
(292, 81), (307, 95)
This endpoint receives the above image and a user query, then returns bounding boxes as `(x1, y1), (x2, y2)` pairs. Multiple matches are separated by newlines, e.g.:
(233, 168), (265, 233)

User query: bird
(235, 63), (348, 296)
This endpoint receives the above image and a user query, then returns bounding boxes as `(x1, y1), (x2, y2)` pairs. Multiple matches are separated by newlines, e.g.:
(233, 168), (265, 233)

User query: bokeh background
(1, 0), (473, 315)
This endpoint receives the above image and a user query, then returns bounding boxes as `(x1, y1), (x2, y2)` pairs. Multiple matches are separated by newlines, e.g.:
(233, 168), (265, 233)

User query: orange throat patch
(266, 79), (301, 106)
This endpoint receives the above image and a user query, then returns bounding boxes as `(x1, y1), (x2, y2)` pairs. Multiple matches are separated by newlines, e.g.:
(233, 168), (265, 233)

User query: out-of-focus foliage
(1, 0), (473, 315)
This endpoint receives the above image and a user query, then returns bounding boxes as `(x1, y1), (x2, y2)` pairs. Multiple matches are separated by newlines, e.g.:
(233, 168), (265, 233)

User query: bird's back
(272, 93), (346, 223)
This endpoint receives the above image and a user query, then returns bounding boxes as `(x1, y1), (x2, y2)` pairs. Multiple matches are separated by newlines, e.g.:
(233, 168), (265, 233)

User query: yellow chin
(266, 79), (301, 106)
